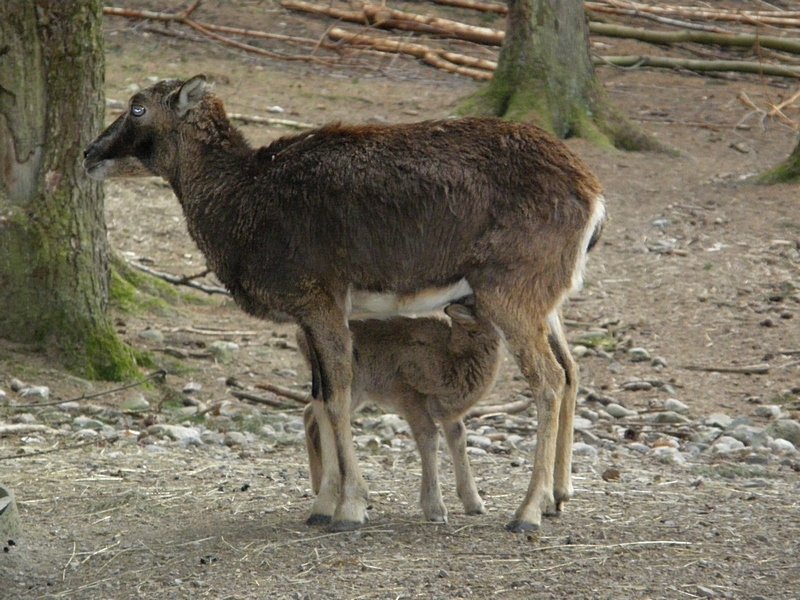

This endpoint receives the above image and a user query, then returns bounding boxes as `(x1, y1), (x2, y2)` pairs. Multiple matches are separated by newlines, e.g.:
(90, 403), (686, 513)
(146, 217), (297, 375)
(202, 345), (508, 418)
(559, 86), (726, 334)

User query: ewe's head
(83, 75), (209, 180)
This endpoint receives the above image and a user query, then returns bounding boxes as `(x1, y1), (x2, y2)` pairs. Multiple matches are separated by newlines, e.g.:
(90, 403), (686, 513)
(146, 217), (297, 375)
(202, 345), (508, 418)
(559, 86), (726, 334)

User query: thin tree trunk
(0, 0), (138, 379)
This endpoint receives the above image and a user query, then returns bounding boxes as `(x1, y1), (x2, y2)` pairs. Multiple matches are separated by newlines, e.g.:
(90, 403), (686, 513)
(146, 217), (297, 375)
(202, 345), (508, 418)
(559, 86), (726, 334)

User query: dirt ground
(2, 1), (800, 598)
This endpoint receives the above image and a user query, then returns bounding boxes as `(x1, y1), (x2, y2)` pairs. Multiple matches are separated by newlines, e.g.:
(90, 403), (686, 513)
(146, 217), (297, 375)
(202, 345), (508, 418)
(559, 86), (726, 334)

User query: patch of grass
(576, 333), (617, 351)
(770, 394), (796, 405)
(704, 263), (713, 271)
(692, 462), (775, 480)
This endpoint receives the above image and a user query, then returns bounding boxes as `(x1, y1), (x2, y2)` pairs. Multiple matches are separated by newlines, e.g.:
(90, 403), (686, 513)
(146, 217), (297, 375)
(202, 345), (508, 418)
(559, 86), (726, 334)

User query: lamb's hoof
(505, 519), (540, 533)
(306, 513), (332, 526)
(426, 515), (448, 524)
(326, 519), (364, 533)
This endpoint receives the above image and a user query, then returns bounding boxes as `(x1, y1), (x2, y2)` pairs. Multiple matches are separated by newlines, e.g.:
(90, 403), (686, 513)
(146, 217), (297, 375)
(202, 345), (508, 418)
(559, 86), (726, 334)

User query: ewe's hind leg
(474, 295), (565, 532)
(442, 420), (486, 515)
(406, 409), (448, 522)
(547, 310), (578, 515)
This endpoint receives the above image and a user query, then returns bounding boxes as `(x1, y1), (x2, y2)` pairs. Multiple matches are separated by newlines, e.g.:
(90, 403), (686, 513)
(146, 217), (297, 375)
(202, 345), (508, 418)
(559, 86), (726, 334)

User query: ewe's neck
(170, 99), (253, 203)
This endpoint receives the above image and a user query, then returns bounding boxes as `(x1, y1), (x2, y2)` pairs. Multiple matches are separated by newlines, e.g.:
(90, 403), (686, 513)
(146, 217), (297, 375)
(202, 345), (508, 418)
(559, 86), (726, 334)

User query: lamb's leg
(474, 293), (565, 532)
(405, 409), (448, 522)
(442, 419), (486, 515)
(547, 309), (577, 515)
(306, 399), (339, 524)
(303, 403), (323, 496)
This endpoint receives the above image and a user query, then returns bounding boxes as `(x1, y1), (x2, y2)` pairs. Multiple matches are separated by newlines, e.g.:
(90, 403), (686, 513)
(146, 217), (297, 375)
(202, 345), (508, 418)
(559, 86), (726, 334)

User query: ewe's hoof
(505, 519), (540, 533)
(326, 519), (365, 533)
(306, 513), (332, 526)
(465, 505), (487, 516)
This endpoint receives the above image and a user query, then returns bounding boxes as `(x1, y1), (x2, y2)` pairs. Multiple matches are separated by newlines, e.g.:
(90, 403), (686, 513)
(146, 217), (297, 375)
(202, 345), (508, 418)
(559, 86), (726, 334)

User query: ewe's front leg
(302, 316), (369, 531)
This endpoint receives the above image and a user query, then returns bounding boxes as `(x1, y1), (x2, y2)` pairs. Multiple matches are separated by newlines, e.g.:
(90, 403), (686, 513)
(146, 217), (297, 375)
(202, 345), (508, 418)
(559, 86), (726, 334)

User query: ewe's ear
(175, 75), (207, 117)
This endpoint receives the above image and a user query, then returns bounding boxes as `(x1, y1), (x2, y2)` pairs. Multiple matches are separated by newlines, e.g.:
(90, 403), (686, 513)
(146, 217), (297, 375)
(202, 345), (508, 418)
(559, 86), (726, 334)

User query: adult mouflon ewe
(83, 75), (605, 532)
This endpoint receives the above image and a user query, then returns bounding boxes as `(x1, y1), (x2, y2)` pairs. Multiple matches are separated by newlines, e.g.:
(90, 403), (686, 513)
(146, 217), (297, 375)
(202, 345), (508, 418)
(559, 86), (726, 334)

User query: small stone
(73, 416), (104, 431)
(768, 438), (796, 454)
(138, 328), (164, 343)
(208, 341), (239, 364)
(628, 442), (650, 454)
(729, 140), (750, 154)
(711, 436), (746, 454)
(466, 435), (492, 450)
(120, 394), (150, 412)
(780, 310), (794, 319)
(652, 411), (690, 424)
(578, 408), (600, 422)
(572, 442), (598, 458)
(0, 389), (6, 400)
(726, 425), (769, 448)
(276, 368), (298, 378)
(182, 382), (202, 394)
(465, 446), (487, 456)
(74, 429), (99, 440)
(572, 417), (594, 431)
(651, 356), (668, 368)
(10, 378), (26, 392)
(148, 424), (201, 442)
(12, 413), (38, 424)
(765, 419), (800, 446)
(605, 403), (638, 418)
(379, 414), (410, 435)
(690, 428), (722, 445)
(652, 446), (686, 465)
(608, 362), (624, 374)
(224, 431), (248, 447)
(571, 345), (589, 358)
(754, 405), (781, 420)
(266, 105), (285, 113)
(628, 347), (651, 362)
(663, 398), (689, 414)
(601, 468), (621, 481)
(651, 218), (670, 229)
(759, 317), (775, 328)
(705, 413), (733, 429)
(622, 380), (653, 391)
(19, 386), (50, 400)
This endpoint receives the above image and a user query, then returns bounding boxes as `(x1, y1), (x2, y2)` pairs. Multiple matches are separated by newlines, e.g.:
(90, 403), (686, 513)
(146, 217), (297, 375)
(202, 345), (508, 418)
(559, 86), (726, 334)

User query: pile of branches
(104, 0), (800, 82)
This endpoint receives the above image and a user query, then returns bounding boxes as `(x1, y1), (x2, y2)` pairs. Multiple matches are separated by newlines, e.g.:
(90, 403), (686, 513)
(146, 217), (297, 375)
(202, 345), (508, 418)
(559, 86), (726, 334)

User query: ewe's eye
(131, 105), (146, 117)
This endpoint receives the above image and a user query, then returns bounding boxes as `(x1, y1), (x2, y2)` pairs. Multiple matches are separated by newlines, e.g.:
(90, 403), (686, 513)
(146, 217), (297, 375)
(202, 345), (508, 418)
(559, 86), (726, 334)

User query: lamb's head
(83, 75), (209, 181)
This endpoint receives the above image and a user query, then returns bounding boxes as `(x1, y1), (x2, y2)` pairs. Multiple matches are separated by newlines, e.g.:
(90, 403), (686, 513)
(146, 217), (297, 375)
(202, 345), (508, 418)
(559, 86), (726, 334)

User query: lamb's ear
(174, 75), (207, 117)
(445, 303), (477, 326)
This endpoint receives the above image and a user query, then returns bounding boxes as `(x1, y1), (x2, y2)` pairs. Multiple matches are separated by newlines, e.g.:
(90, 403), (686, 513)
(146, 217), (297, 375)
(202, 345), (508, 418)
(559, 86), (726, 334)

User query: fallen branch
(283, 1), (505, 46)
(228, 113), (317, 129)
(125, 260), (231, 296)
(595, 55), (800, 79)
(104, 4), (341, 66)
(682, 363), (771, 375)
(4, 370), (166, 410)
(329, 27), (494, 79)
(0, 439), (102, 461)
(0, 424), (59, 436)
(467, 396), (532, 418)
(430, 0), (506, 15)
(255, 382), (311, 404)
(229, 389), (301, 409)
(589, 23), (800, 56)
(593, 0), (800, 28)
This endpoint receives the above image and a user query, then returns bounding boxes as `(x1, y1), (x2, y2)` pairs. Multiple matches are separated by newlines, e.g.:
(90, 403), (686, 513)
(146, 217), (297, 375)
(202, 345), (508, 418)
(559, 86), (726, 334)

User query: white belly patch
(348, 278), (473, 320)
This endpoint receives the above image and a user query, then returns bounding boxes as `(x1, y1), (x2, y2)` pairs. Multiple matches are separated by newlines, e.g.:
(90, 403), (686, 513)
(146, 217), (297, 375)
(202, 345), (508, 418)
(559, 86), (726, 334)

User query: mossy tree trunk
(757, 138), (800, 184)
(457, 0), (660, 150)
(0, 0), (138, 380)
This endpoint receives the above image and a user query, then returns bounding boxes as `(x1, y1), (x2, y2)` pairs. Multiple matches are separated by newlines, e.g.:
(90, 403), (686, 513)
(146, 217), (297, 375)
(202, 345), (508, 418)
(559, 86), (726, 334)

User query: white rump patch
(569, 195), (606, 296)
(348, 278), (473, 320)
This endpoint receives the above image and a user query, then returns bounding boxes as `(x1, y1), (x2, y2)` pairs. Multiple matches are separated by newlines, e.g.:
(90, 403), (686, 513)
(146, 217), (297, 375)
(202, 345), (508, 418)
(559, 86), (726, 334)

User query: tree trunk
(457, 0), (661, 150)
(756, 138), (800, 184)
(0, 0), (138, 380)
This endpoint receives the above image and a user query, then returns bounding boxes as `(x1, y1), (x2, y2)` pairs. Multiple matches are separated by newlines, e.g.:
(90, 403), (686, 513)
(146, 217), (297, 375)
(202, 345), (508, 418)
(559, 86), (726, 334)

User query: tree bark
(757, 139), (800, 184)
(0, 0), (138, 380)
(457, 0), (662, 150)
